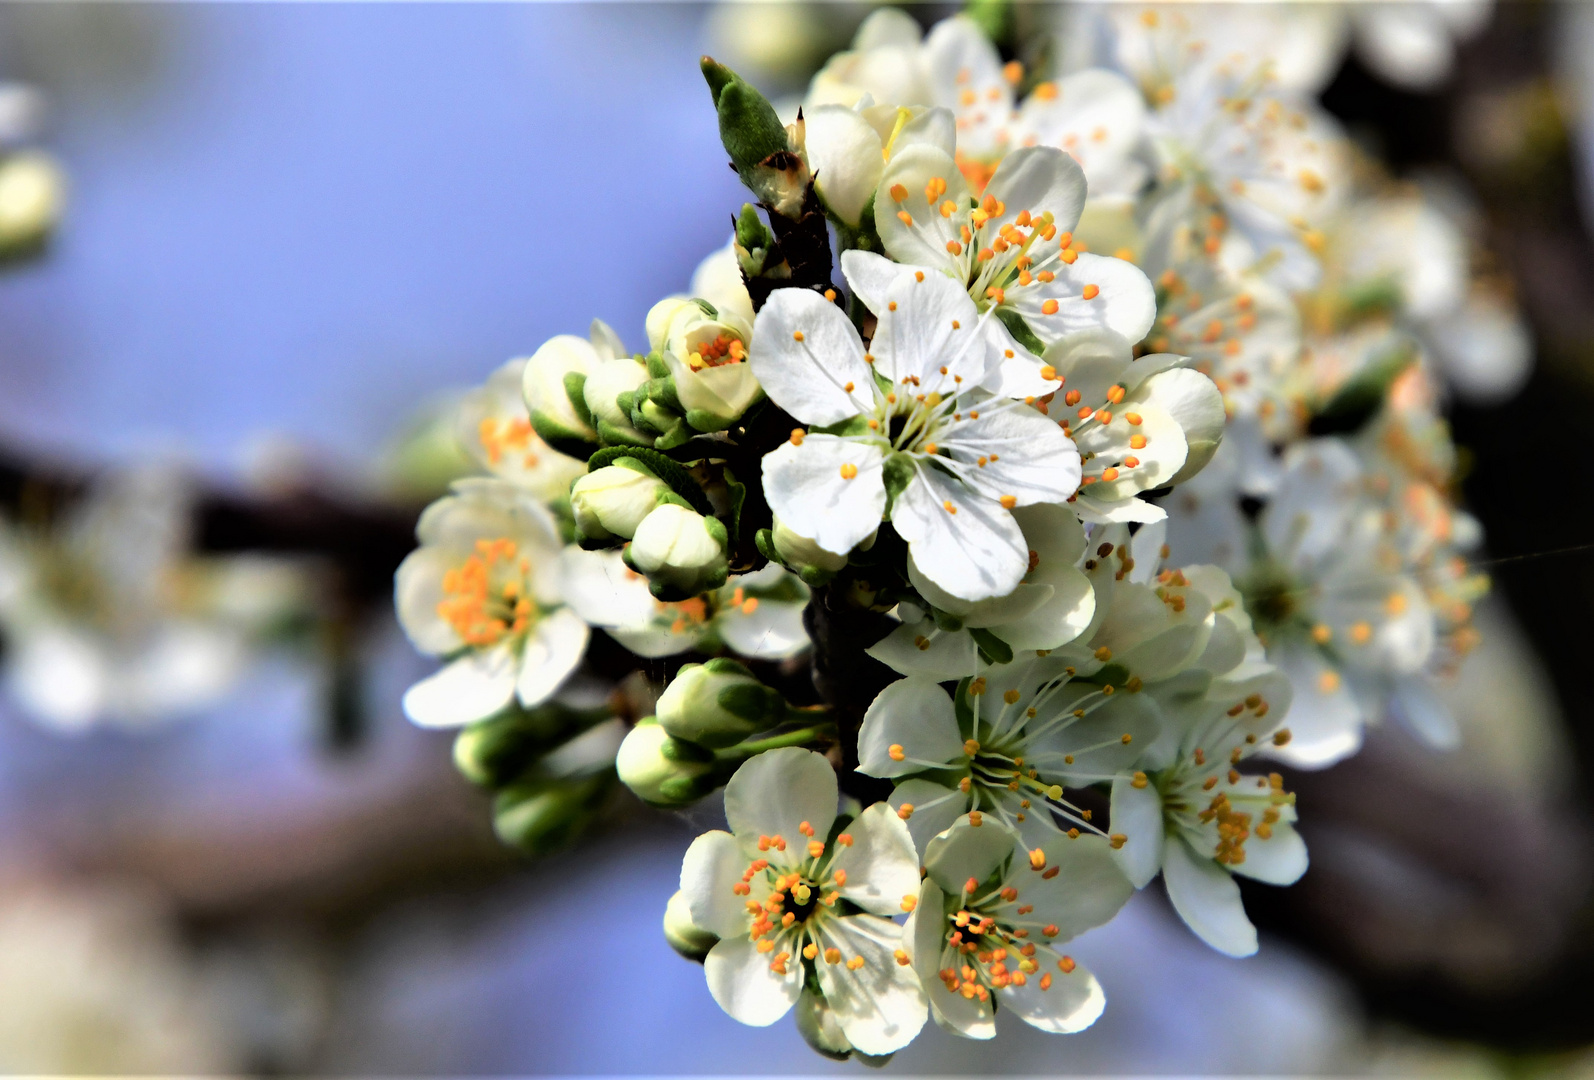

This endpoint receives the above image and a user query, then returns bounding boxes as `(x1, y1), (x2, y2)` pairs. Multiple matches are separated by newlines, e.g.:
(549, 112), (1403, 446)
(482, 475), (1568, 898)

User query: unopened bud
(522, 336), (598, 449)
(663, 889), (718, 963)
(616, 717), (717, 806)
(657, 658), (785, 748)
(492, 772), (610, 855)
(761, 517), (849, 585)
(582, 356), (652, 446)
(570, 460), (669, 543)
(625, 503), (729, 599)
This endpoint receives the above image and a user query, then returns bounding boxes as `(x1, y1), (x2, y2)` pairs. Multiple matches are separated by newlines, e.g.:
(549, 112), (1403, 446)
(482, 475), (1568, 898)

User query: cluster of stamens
(1150, 693), (1295, 867)
(733, 824), (886, 978)
(887, 674), (1137, 845)
(686, 333), (746, 371)
(934, 860), (1078, 1001)
(477, 417), (541, 471)
(436, 538), (535, 647)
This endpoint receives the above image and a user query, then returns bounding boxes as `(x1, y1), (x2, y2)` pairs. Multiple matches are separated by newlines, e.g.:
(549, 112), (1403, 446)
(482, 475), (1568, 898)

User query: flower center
(687, 333), (746, 370)
(1156, 693), (1295, 866)
(935, 872), (1071, 1001)
(477, 417), (541, 470)
(436, 538), (535, 648)
(731, 827), (869, 977)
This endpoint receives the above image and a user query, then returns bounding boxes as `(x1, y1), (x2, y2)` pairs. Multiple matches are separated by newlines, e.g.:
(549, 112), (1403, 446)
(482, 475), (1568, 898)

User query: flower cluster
(390, 3), (1521, 1061)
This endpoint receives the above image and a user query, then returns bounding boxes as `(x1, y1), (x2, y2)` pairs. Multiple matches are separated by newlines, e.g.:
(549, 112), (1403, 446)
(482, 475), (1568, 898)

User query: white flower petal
(717, 599), (809, 660)
(394, 546), (463, 656)
(839, 248), (917, 317)
(1013, 251), (1157, 347)
(866, 617), (981, 678)
(891, 464), (1027, 602)
(1268, 640), (1365, 769)
(516, 607), (588, 707)
(869, 266), (986, 388)
(806, 105), (885, 228)
(681, 829), (756, 939)
(859, 677), (965, 777)
(889, 778), (970, 854)
(761, 436), (888, 556)
(1110, 774), (1166, 888)
(814, 915), (927, 1055)
(1024, 833), (1135, 940)
(401, 643), (519, 729)
(923, 817), (1015, 896)
(749, 289), (873, 425)
(1230, 819), (1308, 886)
(704, 934), (802, 1027)
(723, 747), (838, 850)
(997, 957), (1106, 1035)
(1161, 834), (1258, 957)
(1014, 68), (1146, 194)
(984, 145), (1087, 237)
(943, 404), (1082, 507)
(557, 548), (656, 630)
(875, 143), (974, 270)
(834, 803), (923, 916)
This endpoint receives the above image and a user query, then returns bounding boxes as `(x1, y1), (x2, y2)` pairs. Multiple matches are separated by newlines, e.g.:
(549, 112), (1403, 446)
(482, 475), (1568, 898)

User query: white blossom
(906, 817), (1132, 1038)
(394, 479), (588, 728)
(680, 748), (928, 1054)
(751, 260), (1081, 602)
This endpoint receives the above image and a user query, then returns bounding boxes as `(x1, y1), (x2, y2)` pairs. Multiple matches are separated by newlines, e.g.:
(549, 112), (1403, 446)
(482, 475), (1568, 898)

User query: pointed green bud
(735, 202), (773, 253)
(663, 889), (718, 963)
(616, 718), (718, 807)
(656, 659), (785, 748)
(570, 461), (670, 543)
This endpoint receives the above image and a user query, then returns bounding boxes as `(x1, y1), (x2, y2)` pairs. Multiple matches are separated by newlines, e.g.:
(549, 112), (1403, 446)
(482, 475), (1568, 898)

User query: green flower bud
(656, 658), (786, 748)
(767, 517), (849, 585)
(662, 888), (718, 963)
(625, 504), (729, 600)
(492, 773), (610, 855)
(570, 461), (669, 543)
(615, 718), (717, 807)
(583, 355), (653, 447)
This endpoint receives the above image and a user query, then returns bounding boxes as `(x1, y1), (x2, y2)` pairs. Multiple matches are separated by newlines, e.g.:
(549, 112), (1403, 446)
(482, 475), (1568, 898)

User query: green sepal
(970, 627), (1014, 665)
(586, 446), (714, 515)
(562, 371), (593, 429)
(703, 515), (729, 550)
(881, 453), (915, 513)
(724, 466), (748, 543)
(718, 684), (787, 725)
(755, 527), (777, 563)
(528, 410), (597, 461)
(645, 374), (683, 413)
(655, 420), (696, 450)
(646, 351), (671, 380)
(596, 418), (654, 449)
(686, 408), (735, 433)
(996, 308), (1046, 355)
